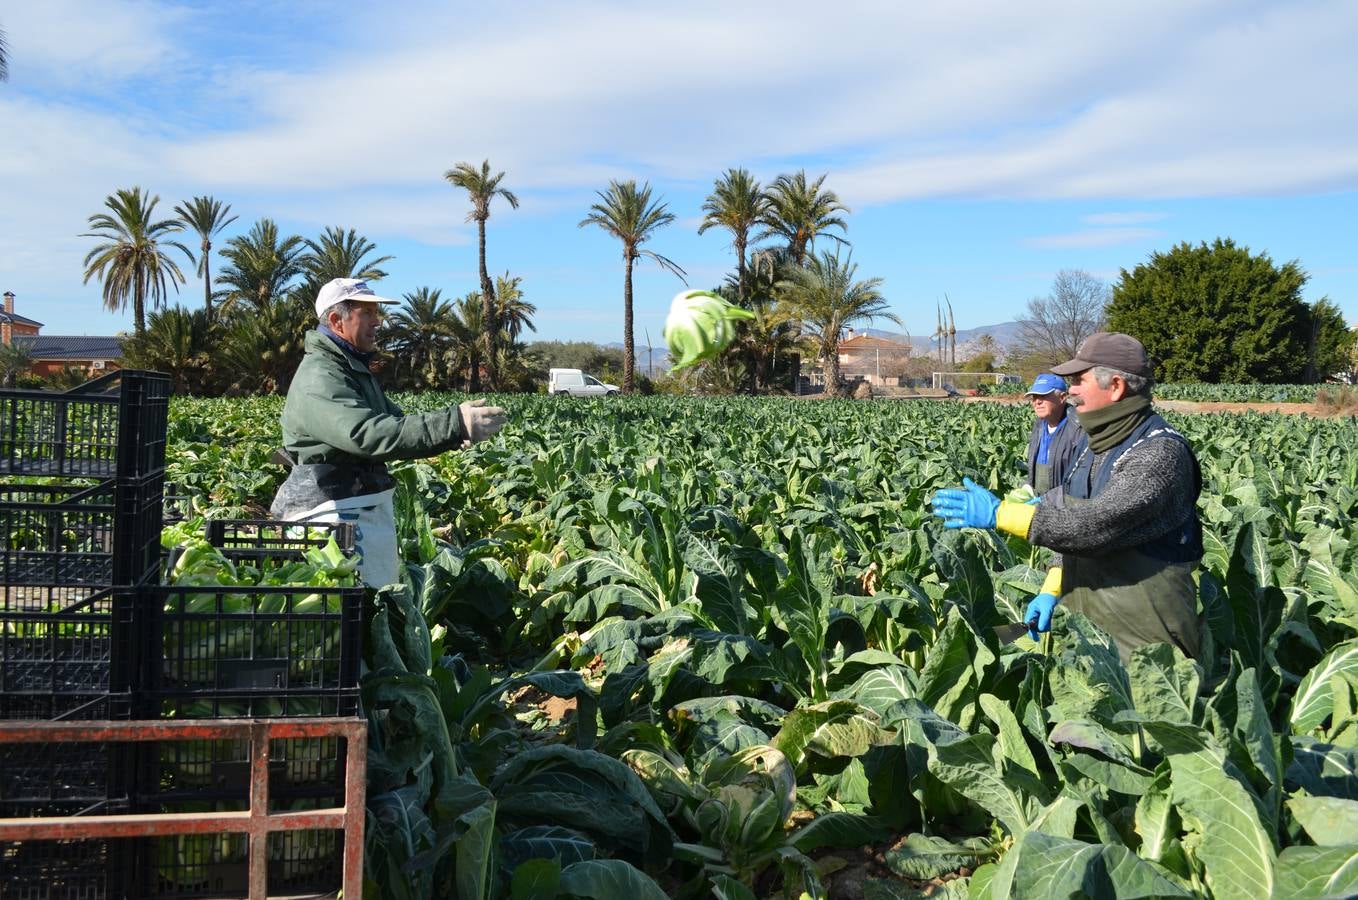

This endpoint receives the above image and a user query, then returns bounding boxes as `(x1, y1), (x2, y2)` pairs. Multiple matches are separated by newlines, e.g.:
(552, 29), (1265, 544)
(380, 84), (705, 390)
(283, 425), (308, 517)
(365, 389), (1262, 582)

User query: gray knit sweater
(1027, 436), (1198, 555)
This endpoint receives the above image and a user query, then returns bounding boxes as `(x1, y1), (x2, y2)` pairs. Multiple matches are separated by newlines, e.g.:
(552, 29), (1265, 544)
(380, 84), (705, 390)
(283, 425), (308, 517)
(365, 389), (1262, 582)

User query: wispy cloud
(2, 0), (188, 85)
(1023, 228), (1165, 249)
(4, 0), (1357, 336)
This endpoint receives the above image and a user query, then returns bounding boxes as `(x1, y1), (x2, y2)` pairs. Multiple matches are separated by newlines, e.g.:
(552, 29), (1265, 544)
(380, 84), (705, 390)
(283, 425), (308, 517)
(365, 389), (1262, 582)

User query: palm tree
(385, 287), (458, 389)
(174, 196), (237, 320)
(777, 250), (898, 397)
(579, 180), (686, 392)
(493, 273), (537, 343)
(488, 340), (538, 393)
(0, 341), (32, 387)
(0, 25), (10, 82)
(449, 293), (485, 392)
(301, 227), (394, 300)
(698, 168), (768, 306)
(215, 219), (306, 313)
(738, 298), (802, 393)
(120, 306), (214, 394)
(444, 160), (519, 391)
(757, 170), (850, 266)
(214, 297), (312, 394)
(81, 187), (189, 335)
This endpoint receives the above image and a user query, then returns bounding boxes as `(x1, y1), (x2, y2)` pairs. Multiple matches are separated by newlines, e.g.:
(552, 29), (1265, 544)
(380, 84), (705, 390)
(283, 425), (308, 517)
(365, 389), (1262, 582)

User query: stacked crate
(133, 518), (362, 898)
(0, 370), (170, 898)
(2, 374), (365, 896)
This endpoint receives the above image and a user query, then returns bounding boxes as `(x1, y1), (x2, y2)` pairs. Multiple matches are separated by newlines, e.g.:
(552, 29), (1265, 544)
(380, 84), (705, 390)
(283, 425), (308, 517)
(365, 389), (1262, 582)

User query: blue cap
(1024, 373), (1067, 397)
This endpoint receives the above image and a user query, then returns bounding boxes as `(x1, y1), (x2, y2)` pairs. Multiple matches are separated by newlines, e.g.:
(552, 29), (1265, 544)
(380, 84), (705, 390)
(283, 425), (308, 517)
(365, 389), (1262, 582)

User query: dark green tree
(1305, 297), (1357, 382)
(525, 341), (625, 374)
(1106, 238), (1310, 383)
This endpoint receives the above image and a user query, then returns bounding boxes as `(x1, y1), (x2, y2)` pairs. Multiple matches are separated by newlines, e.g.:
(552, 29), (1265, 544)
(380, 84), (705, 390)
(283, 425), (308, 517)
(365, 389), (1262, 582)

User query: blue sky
(2, 0), (1355, 345)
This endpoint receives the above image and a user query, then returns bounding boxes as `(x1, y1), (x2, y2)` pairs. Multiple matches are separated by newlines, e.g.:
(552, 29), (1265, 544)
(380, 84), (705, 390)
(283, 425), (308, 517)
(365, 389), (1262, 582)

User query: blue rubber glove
(1025, 593), (1059, 641)
(930, 477), (1001, 529)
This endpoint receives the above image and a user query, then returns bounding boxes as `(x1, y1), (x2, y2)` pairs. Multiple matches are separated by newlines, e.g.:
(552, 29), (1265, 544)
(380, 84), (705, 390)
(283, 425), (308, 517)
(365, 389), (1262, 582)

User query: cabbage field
(165, 395), (1358, 899)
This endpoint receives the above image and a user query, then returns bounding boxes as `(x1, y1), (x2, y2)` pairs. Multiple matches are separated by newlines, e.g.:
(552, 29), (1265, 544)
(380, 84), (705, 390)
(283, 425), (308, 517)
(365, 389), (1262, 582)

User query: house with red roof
(1, 292), (124, 377)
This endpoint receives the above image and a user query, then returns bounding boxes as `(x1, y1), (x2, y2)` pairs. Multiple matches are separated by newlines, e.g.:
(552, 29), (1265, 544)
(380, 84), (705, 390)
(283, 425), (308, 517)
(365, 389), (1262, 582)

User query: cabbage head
(663, 290), (755, 371)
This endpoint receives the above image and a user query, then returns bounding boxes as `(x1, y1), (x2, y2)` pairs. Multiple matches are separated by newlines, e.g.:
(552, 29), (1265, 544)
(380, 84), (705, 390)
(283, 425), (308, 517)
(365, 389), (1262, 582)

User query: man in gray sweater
(931, 333), (1202, 661)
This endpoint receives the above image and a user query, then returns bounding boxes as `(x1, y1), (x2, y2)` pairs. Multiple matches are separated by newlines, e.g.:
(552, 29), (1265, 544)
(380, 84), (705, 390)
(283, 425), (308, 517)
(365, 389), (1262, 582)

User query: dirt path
(1153, 399), (1323, 416)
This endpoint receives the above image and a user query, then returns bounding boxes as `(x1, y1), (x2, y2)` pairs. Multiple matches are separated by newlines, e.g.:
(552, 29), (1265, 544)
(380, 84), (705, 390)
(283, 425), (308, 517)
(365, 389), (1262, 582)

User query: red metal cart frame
(0, 717), (366, 899)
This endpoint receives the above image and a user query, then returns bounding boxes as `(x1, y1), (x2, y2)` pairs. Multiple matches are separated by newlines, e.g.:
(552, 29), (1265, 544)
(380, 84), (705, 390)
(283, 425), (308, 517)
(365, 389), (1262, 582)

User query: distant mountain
(855, 321), (1024, 355)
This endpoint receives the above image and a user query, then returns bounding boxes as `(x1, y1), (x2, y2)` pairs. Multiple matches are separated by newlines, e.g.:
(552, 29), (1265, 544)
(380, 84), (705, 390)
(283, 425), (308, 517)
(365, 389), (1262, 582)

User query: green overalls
(1059, 414), (1203, 662)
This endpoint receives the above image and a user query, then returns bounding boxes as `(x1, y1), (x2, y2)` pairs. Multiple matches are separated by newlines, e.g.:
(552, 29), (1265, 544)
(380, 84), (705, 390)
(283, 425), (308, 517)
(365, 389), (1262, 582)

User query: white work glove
(457, 398), (507, 445)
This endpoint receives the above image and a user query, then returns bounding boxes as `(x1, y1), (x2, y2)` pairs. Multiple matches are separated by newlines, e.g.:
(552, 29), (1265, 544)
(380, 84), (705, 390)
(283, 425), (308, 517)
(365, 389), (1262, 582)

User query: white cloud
(5, 0), (1358, 335)
(1, 1), (187, 85)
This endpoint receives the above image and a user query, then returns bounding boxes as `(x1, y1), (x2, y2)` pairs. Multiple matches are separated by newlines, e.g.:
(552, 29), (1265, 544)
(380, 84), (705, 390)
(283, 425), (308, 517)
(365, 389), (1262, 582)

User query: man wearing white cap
(270, 277), (506, 588)
(1023, 372), (1082, 495)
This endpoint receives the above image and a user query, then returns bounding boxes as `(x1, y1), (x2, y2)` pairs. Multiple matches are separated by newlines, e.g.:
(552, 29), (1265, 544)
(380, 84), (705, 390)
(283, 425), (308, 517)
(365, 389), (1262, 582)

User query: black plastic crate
(0, 831), (125, 900)
(204, 518), (356, 559)
(0, 718), (136, 822)
(163, 518), (357, 579)
(139, 731), (346, 807)
(161, 482), (192, 526)
(0, 740), (134, 820)
(131, 818), (341, 899)
(0, 584), (138, 826)
(0, 474), (164, 586)
(143, 585), (362, 718)
(0, 369), (170, 480)
(0, 585), (138, 720)
(1, 825), (341, 899)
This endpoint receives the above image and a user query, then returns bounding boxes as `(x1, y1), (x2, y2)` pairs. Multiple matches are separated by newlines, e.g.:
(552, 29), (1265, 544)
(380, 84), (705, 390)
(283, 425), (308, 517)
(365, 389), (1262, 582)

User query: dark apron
(1032, 461), (1055, 495)
(1059, 414), (1203, 662)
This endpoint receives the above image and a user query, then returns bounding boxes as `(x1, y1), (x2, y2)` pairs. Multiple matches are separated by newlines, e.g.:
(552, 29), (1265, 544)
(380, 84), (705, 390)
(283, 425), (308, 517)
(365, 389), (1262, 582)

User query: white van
(548, 368), (620, 397)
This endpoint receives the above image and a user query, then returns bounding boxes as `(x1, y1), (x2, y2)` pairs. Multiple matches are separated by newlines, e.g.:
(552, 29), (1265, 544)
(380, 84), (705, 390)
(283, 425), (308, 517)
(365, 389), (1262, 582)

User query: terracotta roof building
(0, 292), (124, 377)
(0, 291), (43, 344)
(836, 330), (914, 382)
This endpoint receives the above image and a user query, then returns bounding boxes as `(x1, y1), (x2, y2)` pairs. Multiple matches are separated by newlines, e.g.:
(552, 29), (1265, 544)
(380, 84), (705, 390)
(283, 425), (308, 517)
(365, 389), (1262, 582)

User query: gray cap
(1050, 332), (1152, 378)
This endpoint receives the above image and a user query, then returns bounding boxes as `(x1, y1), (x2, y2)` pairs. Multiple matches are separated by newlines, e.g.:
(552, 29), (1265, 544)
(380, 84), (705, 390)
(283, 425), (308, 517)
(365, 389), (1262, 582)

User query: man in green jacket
(930, 333), (1203, 661)
(271, 277), (506, 587)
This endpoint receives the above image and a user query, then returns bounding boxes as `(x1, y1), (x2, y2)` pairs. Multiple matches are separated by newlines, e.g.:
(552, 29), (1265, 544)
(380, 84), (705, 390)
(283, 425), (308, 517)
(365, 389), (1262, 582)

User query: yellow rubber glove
(995, 500), (1037, 539)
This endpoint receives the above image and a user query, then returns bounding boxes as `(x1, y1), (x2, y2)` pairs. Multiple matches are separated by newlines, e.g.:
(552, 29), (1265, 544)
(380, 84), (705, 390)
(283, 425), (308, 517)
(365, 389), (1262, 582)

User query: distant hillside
(857, 321), (1024, 356)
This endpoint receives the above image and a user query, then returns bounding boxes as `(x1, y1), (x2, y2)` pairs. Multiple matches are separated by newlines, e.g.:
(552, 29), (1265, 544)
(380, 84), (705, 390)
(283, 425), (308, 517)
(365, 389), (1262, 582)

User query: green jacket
(281, 329), (463, 466)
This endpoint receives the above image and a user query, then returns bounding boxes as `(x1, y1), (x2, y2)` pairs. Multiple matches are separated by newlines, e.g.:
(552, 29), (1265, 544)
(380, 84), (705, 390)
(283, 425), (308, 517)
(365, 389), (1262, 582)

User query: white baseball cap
(314, 278), (401, 318)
